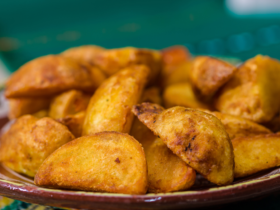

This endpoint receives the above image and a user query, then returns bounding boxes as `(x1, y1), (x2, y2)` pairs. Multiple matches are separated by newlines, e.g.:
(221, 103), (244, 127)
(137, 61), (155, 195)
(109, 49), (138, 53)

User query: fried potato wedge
(5, 55), (106, 98)
(35, 131), (147, 194)
(93, 47), (161, 83)
(160, 46), (191, 88)
(57, 111), (85, 138)
(163, 83), (212, 110)
(161, 45), (191, 66)
(233, 134), (280, 178)
(140, 87), (162, 105)
(215, 55), (280, 123)
(8, 97), (51, 119)
(82, 65), (149, 135)
(204, 111), (272, 139)
(191, 56), (237, 98)
(0, 115), (75, 177)
(130, 118), (196, 193)
(61, 45), (105, 64)
(49, 90), (91, 119)
(132, 103), (234, 185)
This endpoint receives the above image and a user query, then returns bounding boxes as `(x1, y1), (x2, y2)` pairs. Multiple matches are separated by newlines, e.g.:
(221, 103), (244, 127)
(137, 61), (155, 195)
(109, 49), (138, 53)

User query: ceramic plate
(0, 116), (280, 210)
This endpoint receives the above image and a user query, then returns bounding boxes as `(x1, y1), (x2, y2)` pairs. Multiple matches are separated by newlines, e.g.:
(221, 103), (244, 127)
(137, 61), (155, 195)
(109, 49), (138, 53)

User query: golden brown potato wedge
(49, 90), (91, 119)
(233, 134), (280, 178)
(140, 87), (162, 105)
(0, 115), (75, 177)
(35, 131), (148, 195)
(5, 55), (106, 98)
(215, 55), (280, 123)
(57, 111), (85, 138)
(161, 45), (191, 66)
(93, 47), (161, 83)
(203, 111), (272, 139)
(163, 83), (212, 110)
(191, 56), (237, 98)
(160, 46), (191, 88)
(8, 97), (51, 119)
(130, 118), (196, 193)
(132, 103), (234, 185)
(82, 65), (149, 135)
(61, 45), (105, 65)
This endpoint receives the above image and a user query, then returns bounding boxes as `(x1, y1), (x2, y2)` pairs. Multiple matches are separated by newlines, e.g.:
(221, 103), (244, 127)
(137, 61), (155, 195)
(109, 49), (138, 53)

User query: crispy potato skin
(215, 55), (280, 123)
(191, 56), (237, 98)
(132, 103), (234, 185)
(0, 116), (75, 177)
(163, 83), (212, 109)
(61, 45), (105, 65)
(130, 118), (196, 193)
(204, 111), (272, 139)
(57, 111), (85, 138)
(5, 55), (106, 98)
(141, 87), (162, 105)
(233, 134), (280, 178)
(35, 131), (148, 195)
(8, 97), (51, 119)
(49, 90), (91, 119)
(82, 65), (149, 135)
(93, 47), (162, 83)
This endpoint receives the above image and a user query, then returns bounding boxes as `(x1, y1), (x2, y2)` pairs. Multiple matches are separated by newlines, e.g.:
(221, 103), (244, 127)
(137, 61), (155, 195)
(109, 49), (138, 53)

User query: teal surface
(1, 0), (280, 72)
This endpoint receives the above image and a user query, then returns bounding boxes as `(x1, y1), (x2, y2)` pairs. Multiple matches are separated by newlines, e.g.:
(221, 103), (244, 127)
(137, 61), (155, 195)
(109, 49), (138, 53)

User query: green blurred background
(1, 0), (280, 73)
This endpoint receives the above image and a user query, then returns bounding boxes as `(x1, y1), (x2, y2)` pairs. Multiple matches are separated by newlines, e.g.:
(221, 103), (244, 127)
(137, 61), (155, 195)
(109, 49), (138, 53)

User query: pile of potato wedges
(1, 45), (280, 195)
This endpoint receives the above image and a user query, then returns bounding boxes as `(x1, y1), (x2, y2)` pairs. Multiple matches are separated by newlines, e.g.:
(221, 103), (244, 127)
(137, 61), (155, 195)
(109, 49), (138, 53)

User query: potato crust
(82, 65), (150, 135)
(215, 55), (280, 123)
(191, 56), (237, 98)
(233, 133), (280, 178)
(5, 55), (106, 98)
(35, 131), (148, 195)
(0, 116), (75, 177)
(132, 103), (234, 185)
(130, 118), (196, 193)
(49, 90), (91, 119)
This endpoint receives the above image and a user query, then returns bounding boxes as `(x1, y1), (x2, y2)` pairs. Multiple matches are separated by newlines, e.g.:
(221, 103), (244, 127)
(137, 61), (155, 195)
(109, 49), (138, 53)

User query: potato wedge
(8, 97), (51, 119)
(233, 134), (280, 178)
(93, 47), (161, 83)
(160, 46), (191, 88)
(0, 115), (75, 177)
(82, 65), (149, 135)
(130, 118), (196, 193)
(140, 87), (162, 105)
(161, 45), (191, 66)
(215, 55), (280, 123)
(49, 90), (91, 119)
(132, 103), (234, 185)
(35, 131), (147, 195)
(163, 83), (212, 110)
(203, 111), (272, 139)
(5, 55), (106, 98)
(61, 45), (105, 65)
(57, 111), (85, 138)
(191, 56), (237, 98)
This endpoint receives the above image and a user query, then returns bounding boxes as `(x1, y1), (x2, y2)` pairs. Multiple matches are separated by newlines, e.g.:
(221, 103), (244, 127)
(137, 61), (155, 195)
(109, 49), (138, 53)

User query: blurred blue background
(1, 0), (280, 74)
